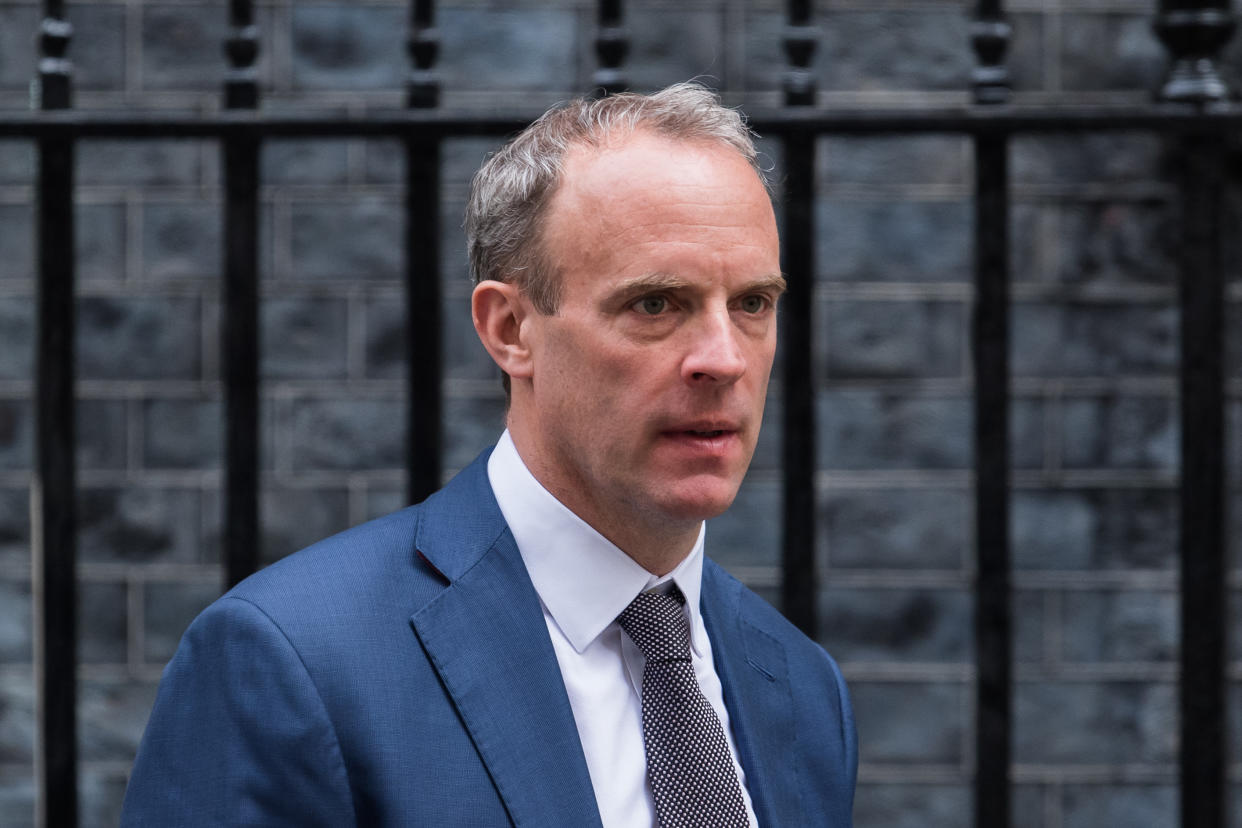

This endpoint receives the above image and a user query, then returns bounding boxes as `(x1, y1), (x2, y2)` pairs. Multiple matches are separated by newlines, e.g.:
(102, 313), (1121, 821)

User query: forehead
(542, 132), (778, 272)
(557, 130), (766, 209)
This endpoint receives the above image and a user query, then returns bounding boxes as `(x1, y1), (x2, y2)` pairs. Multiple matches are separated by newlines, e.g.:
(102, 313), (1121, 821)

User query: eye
(634, 295), (669, 315)
(738, 294), (768, 314)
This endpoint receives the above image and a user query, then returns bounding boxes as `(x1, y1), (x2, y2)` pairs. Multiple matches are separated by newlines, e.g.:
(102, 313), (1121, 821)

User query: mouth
(659, 424), (743, 451)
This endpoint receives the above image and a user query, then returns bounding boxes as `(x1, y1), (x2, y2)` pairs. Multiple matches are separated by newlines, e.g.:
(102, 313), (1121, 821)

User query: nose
(681, 310), (746, 386)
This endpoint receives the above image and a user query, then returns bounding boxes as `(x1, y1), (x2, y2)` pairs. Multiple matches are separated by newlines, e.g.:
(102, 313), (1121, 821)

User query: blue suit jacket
(122, 450), (857, 826)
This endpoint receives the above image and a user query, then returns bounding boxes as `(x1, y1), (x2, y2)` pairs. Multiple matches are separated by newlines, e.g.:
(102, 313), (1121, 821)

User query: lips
(664, 427), (740, 442)
(658, 422), (744, 455)
(665, 419), (741, 436)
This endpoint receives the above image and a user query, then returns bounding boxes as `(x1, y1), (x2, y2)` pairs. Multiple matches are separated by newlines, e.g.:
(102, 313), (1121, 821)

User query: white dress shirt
(488, 430), (758, 827)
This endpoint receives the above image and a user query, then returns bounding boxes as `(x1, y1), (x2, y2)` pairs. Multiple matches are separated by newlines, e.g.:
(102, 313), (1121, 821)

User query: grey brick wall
(1, 1), (1240, 826)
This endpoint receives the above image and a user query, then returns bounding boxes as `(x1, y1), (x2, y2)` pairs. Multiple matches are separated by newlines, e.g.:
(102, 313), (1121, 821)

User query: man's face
(512, 130), (783, 549)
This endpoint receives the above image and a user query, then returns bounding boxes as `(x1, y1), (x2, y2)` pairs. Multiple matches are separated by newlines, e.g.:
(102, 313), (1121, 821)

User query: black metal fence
(3, 0), (1236, 825)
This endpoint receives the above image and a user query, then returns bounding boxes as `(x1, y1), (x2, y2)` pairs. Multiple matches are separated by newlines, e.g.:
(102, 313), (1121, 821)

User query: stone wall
(0, 1), (1239, 826)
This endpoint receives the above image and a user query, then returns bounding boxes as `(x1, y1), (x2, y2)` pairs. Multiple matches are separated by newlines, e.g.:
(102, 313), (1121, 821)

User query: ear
(472, 279), (535, 380)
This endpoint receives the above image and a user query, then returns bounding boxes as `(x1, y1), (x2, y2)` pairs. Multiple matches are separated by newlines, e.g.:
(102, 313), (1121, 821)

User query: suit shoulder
(225, 503), (443, 622)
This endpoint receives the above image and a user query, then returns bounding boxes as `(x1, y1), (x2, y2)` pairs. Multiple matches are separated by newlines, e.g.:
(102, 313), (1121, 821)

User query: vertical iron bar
(405, 138), (442, 503)
(222, 2), (260, 588)
(405, 1), (442, 503)
(779, 0), (818, 636)
(592, 0), (628, 96)
(971, 4), (1013, 822)
(780, 132), (816, 637)
(222, 138), (259, 589)
(33, 0), (76, 824)
(1177, 132), (1227, 828)
(973, 132), (1011, 828)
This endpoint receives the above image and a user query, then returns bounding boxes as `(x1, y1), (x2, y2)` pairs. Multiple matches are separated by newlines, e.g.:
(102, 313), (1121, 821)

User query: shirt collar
(487, 430), (707, 657)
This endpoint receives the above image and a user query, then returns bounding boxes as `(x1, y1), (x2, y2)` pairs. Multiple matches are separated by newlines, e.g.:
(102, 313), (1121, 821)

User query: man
(122, 83), (856, 826)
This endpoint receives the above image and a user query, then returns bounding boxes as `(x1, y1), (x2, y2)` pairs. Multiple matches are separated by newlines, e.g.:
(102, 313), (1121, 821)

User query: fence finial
(1154, 1), (1236, 103)
(783, 0), (818, 107)
(408, 0), (440, 108)
(37, 0), (73, 109)
(592, 0), (628, 98)
(971, 2), (1012, 105)
(225, 0), (259, 109)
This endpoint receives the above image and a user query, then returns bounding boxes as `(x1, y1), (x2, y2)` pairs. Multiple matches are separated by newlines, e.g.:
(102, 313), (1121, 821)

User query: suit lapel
(408, 455), (603, 828)
(701, 563), (805, 826)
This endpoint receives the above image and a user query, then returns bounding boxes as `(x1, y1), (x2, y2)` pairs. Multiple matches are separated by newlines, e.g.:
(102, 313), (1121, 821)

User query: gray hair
(465, 82), (767, 315)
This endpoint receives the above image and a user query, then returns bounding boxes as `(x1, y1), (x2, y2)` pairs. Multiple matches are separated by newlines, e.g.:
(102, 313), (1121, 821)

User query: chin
(656, 480), (744, 523)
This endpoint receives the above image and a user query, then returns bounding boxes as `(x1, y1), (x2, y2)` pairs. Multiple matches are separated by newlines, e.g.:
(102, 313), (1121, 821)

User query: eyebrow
(610, 272), (789, 296)
(610, 273), (691, 295)
(752, 273), (788, 294)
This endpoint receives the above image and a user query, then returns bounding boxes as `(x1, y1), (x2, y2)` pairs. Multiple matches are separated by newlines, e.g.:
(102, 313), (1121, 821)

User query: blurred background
(1, 0), (1241, 826)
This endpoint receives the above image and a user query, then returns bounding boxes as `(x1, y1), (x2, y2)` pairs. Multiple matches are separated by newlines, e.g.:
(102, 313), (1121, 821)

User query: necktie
(617, 586), (750, 827)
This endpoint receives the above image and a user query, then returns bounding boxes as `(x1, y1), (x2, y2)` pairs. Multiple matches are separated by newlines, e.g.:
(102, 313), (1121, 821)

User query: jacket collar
(701, 560), (803, 826)
(408, 451), (603, 827)
(409, 451), (801, 827)
(488, 430), (711, 657)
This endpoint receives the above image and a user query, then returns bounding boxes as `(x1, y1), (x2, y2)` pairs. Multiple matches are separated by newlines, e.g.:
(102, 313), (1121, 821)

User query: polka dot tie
(617, 586), (750, 827)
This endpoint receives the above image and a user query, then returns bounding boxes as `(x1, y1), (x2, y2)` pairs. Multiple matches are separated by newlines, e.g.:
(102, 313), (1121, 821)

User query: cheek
(752, 333), (778, 377)
(553, 325), (643, 381)
(539, 330), (625, 413)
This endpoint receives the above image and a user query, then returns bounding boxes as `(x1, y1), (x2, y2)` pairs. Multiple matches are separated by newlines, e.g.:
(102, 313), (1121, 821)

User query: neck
(608, 523), (700, 577)
(539, 466), (701, 576)
(506, 421), (701, 577)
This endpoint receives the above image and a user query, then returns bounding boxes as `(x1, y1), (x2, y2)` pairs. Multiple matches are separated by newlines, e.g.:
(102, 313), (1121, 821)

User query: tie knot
(617, 586), (690, 663)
